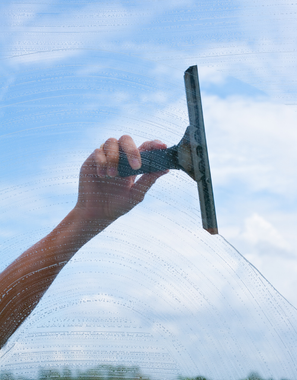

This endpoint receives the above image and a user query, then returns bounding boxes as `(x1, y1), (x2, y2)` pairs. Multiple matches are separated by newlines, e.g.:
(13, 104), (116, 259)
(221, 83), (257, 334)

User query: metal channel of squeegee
(184, 65), (218, 235)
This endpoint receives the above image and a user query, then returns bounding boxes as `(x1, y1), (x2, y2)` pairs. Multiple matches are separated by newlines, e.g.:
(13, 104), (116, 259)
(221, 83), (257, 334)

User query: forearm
(0, 207), (111, 349)
(0, 136), (167, 349)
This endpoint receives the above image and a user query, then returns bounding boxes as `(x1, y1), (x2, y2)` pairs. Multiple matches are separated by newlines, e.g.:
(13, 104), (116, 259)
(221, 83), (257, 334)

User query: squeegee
(119, 65), (218, 235)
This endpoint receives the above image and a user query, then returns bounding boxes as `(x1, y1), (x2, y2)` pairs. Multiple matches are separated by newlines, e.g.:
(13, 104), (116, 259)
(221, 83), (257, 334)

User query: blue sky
(1, 0), (297, 379)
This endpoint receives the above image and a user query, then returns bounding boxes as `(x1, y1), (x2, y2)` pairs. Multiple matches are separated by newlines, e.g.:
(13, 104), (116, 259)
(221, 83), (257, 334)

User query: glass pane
(1, 1), (297, 380)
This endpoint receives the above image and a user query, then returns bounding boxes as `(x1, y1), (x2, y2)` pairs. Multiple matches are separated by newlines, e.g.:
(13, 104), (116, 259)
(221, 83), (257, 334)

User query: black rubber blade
(184, 65), (218, 235)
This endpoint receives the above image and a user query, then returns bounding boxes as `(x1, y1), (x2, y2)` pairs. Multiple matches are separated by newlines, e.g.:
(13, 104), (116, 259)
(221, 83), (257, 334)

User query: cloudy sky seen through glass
(1, 1), (297, 379)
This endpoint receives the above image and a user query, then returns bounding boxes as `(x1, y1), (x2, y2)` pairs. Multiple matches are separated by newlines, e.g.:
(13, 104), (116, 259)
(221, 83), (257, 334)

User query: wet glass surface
(1, 1), (297, 379)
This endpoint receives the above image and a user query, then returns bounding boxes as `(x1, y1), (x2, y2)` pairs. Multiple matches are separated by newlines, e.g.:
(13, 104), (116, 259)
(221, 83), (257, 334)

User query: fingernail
(154, 139), (162, 144)
(107, 167), (117, 177)
(131, 158), (141, 170)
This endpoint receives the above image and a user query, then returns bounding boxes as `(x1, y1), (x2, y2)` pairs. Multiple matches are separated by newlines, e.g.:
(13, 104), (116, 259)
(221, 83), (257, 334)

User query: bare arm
(0, 135), (167, 349)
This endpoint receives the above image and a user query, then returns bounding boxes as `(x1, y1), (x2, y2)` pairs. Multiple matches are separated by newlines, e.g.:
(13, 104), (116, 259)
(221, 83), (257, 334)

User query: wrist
(70, 205), (113, 235)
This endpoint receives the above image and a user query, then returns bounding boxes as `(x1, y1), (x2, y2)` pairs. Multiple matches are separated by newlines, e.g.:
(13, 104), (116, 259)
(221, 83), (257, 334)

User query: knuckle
(104, 139), (119, 159)
(105, 137), (118, 147)
(119, 135), (134, 150)
(108, 150), (118, 160)
(94, 148), (105, 163)
(140, 141), (150, 151)
(119, 134), (131, 143)
(136, 194), (145, 204)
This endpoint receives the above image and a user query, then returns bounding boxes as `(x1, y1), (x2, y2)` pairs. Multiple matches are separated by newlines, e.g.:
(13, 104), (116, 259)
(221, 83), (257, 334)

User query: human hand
(75, 135), (168, 224)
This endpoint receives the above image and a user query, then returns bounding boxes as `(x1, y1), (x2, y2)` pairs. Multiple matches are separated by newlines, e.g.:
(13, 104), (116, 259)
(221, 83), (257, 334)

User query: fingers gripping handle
(118, 145), (180, 177)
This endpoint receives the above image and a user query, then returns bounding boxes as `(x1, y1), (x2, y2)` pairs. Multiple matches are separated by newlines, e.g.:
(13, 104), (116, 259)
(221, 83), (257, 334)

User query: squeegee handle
(118, 145), (180, 177)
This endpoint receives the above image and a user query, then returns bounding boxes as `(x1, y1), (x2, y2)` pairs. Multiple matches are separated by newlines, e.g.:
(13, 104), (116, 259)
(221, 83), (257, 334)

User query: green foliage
(0, 372), (30, 380)
(178, 376), (209, 380)
(239, 372), (283, 380)
(0, 365), (150, 380)
(0, 368), (292, 380)
(240, 373), (264, 380)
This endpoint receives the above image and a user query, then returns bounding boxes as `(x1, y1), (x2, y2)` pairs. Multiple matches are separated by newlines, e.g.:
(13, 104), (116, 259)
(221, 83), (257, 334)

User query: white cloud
(215, 0), (297, 101)
(241, 213), (291, 251)
(200, 93), (297, 304)
(203, 95), (297, 196)
(2, 0), (297, 105)
(2, 0), (197, 66)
